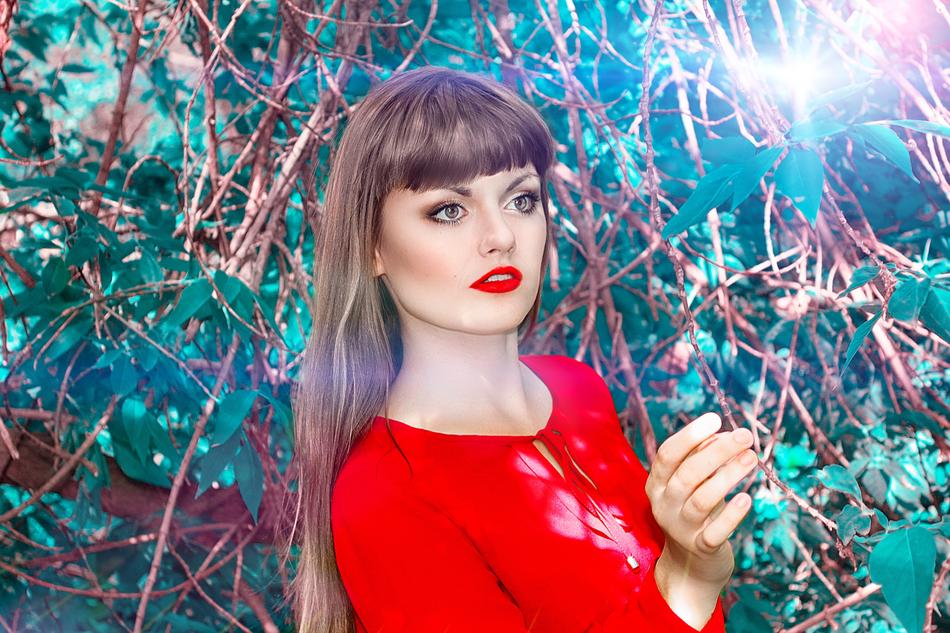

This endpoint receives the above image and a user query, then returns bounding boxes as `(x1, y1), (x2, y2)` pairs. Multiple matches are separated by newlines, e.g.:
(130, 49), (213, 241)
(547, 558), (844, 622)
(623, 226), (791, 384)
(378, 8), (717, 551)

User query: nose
(477, 204), (517, 256)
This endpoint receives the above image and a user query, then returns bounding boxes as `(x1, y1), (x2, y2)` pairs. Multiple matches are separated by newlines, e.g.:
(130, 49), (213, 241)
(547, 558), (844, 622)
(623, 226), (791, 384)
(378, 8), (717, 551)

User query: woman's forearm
(652, 546), (729, 631)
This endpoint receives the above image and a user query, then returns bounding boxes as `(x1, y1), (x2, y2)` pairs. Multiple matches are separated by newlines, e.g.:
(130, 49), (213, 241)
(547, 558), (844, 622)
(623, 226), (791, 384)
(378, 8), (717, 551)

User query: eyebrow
(441, 173), (539, 198)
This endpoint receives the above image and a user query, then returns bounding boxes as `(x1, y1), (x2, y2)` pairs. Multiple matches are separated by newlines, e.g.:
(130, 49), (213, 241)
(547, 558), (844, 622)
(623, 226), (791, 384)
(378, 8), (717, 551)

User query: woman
(288, 66), (756, 633)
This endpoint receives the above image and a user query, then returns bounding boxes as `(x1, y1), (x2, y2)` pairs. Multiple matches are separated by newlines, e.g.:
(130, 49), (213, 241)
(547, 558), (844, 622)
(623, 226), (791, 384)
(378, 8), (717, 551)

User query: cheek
(384, 227), (455, 286)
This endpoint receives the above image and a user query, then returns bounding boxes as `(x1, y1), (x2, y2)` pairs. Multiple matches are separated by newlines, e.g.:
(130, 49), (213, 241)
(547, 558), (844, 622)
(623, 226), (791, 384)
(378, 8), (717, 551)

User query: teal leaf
(662, 164), (743, 239)
(848, 124), (918, 182)
(110, 354), (139, 397)
(121, 396), (150, 462)
(211, 390), (258, 445)
(816, 464), (863, 502)
(139, 249), (163, 284)
(840, 310), (882, 378)
(787, 117), (848, 142)
(41, 257), (69, 295)
(774, 148), (824, 226)
(258, 389), (293, 440)
(65, 234), (99, 268)
(251, 291), (288, 347)
(885, 119), (950, 138)
(111, 439), (170, 489)
(700, 136), (755, 165)
(869, 526), (936, 633)
(161, 278), (212, 328)
(863, 469), (888, 504)
(806, 81), (873, 117)
(835, 505), (872, 545)
(61, 63), (95, 73)
(45, 316), (93, 362)
(873, 508), (890, 530)
(729, 145), (784, 211)
(194, 430), (242, 499)
(235, 440), (264, 523)
(887, 276), (930, 322)
(836, 265), (880, 298)
(92, 347), (124, 370)
(919, 285), (950, 342)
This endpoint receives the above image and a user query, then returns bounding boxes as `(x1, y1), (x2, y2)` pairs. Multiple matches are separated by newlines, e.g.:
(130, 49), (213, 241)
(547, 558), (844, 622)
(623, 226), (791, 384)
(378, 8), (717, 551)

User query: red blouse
(331, 353), (727, 632)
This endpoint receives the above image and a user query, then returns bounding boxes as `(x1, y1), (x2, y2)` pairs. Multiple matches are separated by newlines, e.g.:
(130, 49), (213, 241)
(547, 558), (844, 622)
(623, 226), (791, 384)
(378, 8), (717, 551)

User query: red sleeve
(596, 564), (727, 632)
(333, 463), (725, 633)
(331, 470), (530, 632)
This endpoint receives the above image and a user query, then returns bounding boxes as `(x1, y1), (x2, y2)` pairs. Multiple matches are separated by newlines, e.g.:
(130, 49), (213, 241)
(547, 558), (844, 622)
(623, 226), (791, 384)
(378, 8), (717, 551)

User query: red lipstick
(470, 266), (522, 293)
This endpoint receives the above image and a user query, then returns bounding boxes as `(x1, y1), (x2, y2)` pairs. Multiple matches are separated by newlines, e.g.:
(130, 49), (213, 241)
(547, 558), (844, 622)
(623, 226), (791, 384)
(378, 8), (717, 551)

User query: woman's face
(374, 167), (547, 335)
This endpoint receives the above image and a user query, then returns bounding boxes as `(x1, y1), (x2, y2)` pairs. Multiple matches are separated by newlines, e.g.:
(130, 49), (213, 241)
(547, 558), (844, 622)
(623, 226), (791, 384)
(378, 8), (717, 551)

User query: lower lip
(472, 277), (521, 293)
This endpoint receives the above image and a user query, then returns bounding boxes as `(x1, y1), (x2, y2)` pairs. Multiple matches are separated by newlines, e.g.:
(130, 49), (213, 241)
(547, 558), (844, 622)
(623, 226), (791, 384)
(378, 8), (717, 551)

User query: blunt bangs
(370, 71), (556, 196)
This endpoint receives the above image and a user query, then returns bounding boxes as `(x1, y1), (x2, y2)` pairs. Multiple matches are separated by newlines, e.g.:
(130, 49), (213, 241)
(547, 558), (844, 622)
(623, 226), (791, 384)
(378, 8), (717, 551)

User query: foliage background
(0, 0), (948, 631)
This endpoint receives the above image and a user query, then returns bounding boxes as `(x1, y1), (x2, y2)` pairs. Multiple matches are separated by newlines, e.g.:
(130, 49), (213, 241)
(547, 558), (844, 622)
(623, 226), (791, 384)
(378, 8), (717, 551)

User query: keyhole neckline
(372, 357), (557, 442)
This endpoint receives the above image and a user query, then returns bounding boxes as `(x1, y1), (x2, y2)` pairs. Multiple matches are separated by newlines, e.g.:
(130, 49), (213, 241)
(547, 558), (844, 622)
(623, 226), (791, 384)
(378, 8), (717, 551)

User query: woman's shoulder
(520, 353), (608, 394)
(331, 432), (425, 526)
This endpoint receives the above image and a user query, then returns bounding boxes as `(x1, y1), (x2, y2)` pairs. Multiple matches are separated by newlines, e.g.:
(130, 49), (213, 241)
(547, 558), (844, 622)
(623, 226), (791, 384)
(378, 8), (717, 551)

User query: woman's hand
(644, 412), (757, 587)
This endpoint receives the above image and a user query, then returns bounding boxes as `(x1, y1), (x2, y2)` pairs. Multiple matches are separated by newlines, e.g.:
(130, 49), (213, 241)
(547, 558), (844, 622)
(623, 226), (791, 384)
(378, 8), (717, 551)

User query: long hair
(285, 66), (558, 633)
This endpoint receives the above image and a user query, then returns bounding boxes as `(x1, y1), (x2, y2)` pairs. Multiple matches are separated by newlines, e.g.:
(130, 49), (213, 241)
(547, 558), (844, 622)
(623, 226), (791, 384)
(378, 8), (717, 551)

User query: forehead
(405, 168), (540, 197)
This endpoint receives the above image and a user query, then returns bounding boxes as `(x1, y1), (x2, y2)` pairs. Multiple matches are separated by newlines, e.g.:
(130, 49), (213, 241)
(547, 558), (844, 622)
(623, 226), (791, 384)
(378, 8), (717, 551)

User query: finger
(703, 497), (727, 529)
(675, 427), (753, 495)
(697, 492), (752, 551)
(680, 448), (757, 524)
(685, 433), (720, 459)
(651, 412), (722, 486)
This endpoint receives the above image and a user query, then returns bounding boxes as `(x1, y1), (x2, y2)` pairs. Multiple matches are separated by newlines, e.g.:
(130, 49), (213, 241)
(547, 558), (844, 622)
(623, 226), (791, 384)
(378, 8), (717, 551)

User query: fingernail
(701, 414), (721, 433)
(740, 451), (755, 465)
(732, 429), (751, 443)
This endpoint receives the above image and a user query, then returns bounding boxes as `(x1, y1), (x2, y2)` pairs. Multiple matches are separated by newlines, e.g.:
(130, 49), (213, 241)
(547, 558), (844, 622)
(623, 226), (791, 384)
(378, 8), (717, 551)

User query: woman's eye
(513, 192), (540, 213)
(426, 192), (540, 225)
(429, 204), (465, 224)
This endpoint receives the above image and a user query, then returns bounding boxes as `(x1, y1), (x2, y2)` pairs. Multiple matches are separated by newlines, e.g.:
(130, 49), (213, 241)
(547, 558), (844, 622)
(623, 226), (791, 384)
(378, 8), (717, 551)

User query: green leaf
(211, 390), (258, 445)
(816, 464), (863, 502)
(700, 136), (755, 165)
(661, 164), (743, 239)
(887, 276), (930, 322)
(729, 145), (784, 211)
(840, 310), (882, 378)
(836, 265), (880, 298)
(885, 119), (950, 138)
(848, 124), (918, 182)
(774, 148), (824, 226)
(919, 285), (950, 342)
(869, 526), (936, 633)
(41, 257), (69, 295)
(235, 440), (264, 524)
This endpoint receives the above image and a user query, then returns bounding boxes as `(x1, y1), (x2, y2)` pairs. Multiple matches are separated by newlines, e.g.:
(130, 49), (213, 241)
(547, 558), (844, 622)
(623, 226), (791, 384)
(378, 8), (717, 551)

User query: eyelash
(426, 191), (542, 226)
